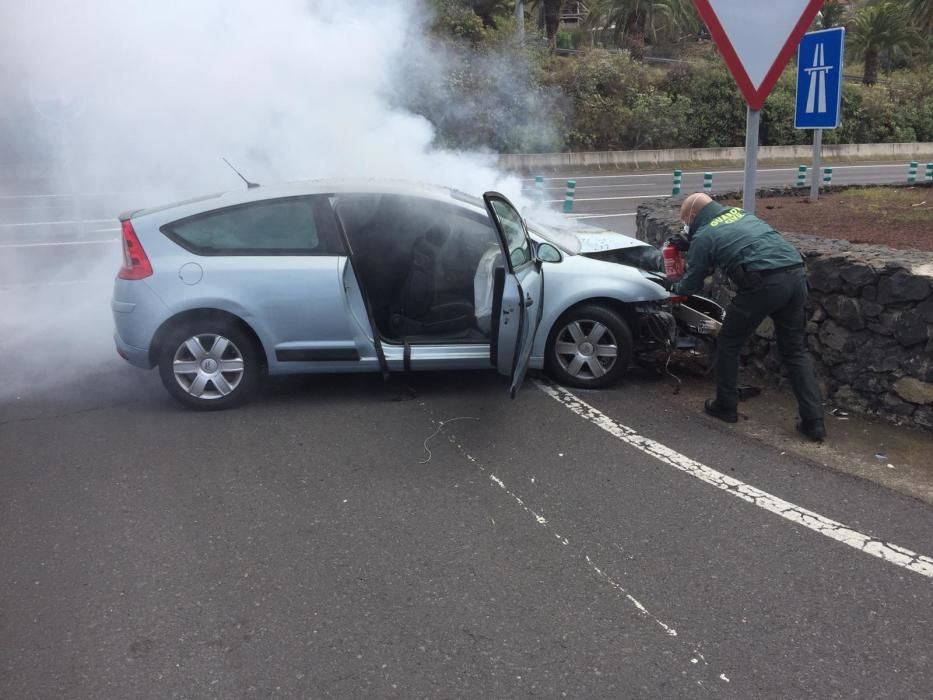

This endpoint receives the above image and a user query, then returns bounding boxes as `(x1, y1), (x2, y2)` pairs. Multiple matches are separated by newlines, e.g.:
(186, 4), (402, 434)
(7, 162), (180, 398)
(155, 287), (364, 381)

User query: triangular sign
(693, 0), (824, 110)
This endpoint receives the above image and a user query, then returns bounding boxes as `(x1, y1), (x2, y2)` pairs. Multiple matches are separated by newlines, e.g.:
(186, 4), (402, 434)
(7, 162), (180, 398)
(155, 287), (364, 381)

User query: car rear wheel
(157, 321), (259, 410)
(545, 304), (632, 389)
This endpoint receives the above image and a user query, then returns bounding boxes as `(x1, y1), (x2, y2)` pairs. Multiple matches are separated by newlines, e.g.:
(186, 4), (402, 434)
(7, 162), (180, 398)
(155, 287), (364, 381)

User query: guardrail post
(703, 172), (713, 193)
(563, 179), (576, 213)
(672, 169), (682, 196)
(926, 163), (933, 182)
(534, 175), (544, 204)
(796, 165), (807, 187)
(908, 160), (918, 184)
(823, 167), (833, 187)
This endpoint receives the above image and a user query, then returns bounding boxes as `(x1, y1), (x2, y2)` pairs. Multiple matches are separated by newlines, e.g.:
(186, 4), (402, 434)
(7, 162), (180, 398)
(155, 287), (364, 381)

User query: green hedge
(415, 9), (933, 153)
(546, 51), (933, 153)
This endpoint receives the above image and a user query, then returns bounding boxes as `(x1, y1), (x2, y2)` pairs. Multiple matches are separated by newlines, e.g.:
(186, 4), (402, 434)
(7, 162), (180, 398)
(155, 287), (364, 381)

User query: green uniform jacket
(672, 202), (803, 297)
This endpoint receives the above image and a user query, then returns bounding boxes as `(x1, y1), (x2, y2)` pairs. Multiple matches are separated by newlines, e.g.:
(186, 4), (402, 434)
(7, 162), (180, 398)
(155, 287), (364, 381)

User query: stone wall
(635, 186), (933, 432)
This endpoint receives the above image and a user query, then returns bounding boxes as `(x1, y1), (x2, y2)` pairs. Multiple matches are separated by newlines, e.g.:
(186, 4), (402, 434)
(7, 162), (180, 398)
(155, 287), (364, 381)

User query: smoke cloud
(0, 0), (545, 399)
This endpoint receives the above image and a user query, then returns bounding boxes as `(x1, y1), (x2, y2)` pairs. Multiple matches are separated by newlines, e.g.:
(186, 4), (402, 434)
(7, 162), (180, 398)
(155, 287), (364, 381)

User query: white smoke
(0, 0), (541, 399)
(1, 0), (529, 198)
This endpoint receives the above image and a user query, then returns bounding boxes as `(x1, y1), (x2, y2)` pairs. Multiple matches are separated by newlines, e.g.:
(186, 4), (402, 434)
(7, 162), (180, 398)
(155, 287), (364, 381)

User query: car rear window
(163, 197), (324, 255)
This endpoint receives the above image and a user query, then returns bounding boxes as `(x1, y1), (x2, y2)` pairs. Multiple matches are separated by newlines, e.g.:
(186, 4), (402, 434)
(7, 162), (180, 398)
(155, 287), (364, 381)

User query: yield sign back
(694, 0), (823, 110)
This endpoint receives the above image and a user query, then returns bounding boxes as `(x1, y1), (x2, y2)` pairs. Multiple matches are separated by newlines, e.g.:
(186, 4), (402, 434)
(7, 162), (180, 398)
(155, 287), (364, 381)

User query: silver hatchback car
(112, 179), (672, 409)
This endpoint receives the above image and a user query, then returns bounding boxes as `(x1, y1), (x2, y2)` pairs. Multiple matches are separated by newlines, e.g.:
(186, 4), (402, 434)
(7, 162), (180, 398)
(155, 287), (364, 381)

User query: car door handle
(524, 293), (534, 308)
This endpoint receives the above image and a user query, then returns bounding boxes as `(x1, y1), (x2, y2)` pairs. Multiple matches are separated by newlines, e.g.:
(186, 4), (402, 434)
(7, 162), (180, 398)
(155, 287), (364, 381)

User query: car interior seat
(389, 225), (475, 338)
(334, 194), (408, 334)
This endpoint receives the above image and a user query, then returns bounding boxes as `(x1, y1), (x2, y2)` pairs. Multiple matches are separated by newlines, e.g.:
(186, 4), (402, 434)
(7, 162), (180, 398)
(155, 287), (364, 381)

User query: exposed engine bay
(574, 230), (725, 374)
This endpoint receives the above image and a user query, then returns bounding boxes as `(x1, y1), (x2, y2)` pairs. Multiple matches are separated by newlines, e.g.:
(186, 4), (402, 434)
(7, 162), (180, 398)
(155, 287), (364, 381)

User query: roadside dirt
(723, 186), (933, 251)
(659, 369), (933, 506)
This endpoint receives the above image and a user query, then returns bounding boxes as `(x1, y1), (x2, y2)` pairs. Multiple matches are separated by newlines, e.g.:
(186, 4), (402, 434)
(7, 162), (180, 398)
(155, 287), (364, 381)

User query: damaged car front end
(530, 218), (725, 375)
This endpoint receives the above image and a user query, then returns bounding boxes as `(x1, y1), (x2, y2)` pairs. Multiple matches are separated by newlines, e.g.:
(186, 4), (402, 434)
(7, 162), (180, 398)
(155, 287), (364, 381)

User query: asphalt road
(2, 360), (933, 698)
(2, 163), (933, 697)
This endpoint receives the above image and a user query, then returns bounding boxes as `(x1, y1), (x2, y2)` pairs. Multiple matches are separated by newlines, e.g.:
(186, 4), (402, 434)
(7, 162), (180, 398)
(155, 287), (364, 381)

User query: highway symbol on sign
(795, 27), (844, 129)
(804, 43), (830, 113)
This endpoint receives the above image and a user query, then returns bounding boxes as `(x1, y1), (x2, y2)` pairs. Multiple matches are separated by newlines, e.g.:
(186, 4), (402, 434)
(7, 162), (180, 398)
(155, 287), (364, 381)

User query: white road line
(523, 163), (907, 181)
(563, 212), (637, 220)
(451, 438), (689, 642)
(531, 183), (659, 191)
(546, 194), (671, 203)
(0, 192), (136, 199)
(0, 238), (118, 249)
(0, 219), (114, 228)
(441, 423), (726, 682)
(536, 381), (933, 580)
(0, 279), (100, 289)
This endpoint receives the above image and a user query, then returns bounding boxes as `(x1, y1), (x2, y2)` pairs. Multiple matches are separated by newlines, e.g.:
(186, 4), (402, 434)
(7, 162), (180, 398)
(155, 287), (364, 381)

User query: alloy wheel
(553, 319), (618, 380)
(171, 333), (246, 399)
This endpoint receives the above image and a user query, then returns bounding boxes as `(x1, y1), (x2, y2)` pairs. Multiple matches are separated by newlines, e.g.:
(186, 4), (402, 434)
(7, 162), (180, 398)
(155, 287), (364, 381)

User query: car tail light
(118, 219), (153, 280)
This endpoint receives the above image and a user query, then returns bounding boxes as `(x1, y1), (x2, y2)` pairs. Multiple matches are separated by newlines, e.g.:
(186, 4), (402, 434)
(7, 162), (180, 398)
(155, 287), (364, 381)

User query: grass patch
(837, 187), (932, 225)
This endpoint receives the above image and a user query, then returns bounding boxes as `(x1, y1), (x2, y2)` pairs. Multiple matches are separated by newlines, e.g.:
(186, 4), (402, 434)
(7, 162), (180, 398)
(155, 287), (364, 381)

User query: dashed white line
(563, 212), (637, 220)
(466, 448), (684, 637)
(533, 183), (659, 191)
(438, 425), (723, 680)
(523, 163), (908, 181)
(0, 279), (101, 289)
(545, 194), (671, 203)
(0, 219), (114, 227)
(0, 238), (118, 249)
(536, 380), (933, 580)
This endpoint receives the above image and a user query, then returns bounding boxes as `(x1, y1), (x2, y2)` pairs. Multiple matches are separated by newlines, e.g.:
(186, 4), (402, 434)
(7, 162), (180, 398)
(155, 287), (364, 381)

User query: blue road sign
(795, 27), (845, 129)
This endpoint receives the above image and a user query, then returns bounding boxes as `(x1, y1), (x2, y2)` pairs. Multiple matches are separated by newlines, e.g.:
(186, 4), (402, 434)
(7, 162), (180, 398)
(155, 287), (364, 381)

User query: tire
(545, 304), (633, 389)
(157, 320), (259, 410)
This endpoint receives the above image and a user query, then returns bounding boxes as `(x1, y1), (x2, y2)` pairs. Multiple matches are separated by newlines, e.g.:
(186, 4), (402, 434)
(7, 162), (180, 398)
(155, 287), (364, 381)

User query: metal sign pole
(743, 107), (760, 214)
(809, 127), (823, 201)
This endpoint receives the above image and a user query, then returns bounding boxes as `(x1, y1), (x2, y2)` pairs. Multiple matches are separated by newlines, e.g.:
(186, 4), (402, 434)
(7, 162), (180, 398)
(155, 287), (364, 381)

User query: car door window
(489, 199), (531, 270)
(163, 197), (340, 256)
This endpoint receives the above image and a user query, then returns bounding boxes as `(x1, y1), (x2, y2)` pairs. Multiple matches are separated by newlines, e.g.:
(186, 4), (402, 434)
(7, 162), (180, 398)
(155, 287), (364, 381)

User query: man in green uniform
(671, 193), (825, 441)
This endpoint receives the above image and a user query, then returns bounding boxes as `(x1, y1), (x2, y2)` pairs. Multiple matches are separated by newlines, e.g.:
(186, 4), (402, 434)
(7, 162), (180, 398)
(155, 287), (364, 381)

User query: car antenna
(222, 157), (260, 189)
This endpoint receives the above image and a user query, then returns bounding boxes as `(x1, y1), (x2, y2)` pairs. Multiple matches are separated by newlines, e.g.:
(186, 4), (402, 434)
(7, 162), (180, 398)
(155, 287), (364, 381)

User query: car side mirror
(536, 242), (562, 263)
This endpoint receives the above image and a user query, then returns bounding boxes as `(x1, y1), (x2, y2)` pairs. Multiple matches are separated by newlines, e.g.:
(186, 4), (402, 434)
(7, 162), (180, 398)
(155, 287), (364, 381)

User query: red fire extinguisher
(662, 239), (685, 281)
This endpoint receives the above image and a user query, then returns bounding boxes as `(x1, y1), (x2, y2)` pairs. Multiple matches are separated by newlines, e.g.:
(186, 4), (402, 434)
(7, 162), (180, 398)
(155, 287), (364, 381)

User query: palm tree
(847, 1), (920, 84)
(817, 0), (848, 29)
(582, 0), (698, 51)
(527, 0), (565, 46)
(470, 0), (514, 28)
(909, 0), (933, 32)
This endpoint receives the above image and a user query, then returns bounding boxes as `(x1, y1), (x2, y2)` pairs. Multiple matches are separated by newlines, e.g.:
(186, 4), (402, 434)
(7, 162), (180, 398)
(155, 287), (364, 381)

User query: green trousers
(716, 267), (824, 422)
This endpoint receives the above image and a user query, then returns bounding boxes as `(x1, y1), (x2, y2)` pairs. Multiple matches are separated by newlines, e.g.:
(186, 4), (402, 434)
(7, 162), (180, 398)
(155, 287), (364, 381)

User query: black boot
(796, 418), (826, 441)
(704, 398), (737, 424)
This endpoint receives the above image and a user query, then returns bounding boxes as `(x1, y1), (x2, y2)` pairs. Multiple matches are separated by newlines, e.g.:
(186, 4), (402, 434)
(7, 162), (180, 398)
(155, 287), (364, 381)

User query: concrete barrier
(497, 142), (933, 172)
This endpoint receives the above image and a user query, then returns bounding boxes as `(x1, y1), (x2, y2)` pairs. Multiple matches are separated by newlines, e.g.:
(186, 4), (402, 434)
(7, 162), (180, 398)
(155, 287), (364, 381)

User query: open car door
(483, 192), (544, 398)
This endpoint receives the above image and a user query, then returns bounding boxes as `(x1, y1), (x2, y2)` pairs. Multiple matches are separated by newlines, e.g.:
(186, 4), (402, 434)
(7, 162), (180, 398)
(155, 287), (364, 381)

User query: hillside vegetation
(418, 0), (933, 152)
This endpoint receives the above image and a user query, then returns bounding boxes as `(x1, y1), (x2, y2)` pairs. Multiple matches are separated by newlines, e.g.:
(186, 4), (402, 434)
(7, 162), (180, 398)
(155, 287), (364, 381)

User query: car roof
(125, 178), (487, 223)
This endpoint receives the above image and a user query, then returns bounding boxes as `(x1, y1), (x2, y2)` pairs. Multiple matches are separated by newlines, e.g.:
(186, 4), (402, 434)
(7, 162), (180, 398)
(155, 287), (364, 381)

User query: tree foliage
(583, 0), (699, 55)
(818, 0), (849, 29)
(847, 1), (921, 84)
(413, 0), (933, 153)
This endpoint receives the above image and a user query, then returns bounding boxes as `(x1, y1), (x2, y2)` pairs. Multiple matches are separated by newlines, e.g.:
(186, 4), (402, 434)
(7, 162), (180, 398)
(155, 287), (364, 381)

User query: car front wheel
(157, 321), (259, 410)
(545, 304), (632, 389)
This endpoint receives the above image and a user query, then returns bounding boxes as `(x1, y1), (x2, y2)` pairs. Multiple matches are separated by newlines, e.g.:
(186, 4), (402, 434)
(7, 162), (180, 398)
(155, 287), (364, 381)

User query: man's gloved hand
(669, 232), (691, 252)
